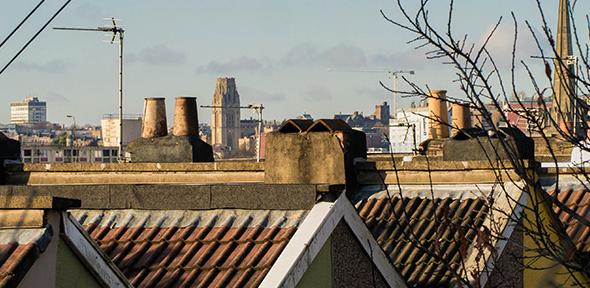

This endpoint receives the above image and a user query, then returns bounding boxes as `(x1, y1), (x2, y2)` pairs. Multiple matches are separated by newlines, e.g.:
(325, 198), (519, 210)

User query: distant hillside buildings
(10, 96), (46, 124)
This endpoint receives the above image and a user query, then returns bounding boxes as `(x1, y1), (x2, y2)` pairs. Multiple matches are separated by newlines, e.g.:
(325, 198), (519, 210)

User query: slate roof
(0, 226), (52, 287)
(356, 190), (490, 287)
(544, 181), (590, 253)
(72, 209), (308, 288)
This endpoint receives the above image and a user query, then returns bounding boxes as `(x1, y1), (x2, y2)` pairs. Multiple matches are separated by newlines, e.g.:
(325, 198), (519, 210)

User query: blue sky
(0, 0), (586, 125)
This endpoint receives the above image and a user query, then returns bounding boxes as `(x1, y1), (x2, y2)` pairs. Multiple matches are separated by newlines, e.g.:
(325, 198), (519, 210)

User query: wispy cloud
(12, 60), (68, 73)
(127, 44), (186, 65)
(479, 24), (547, 68)
(280, 43), (367, 68)
(196, 56), (272, 74)
(239, 86), (286, 103)
(195, 43), (434, 75)
(303, 85), (332, 101)
(46, 91), (69, 103)
(355, 87), (391, 100)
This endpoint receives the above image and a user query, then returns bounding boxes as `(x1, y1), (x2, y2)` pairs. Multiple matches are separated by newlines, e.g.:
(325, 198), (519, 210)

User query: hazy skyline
(0, 0), (586, 125)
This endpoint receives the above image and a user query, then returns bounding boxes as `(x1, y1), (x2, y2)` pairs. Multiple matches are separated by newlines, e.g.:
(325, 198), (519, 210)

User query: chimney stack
(173, 97), (198, 136)
(141, 98), (167, 138)
(428, 90), (450, 139)
(451, 102), (471, 134)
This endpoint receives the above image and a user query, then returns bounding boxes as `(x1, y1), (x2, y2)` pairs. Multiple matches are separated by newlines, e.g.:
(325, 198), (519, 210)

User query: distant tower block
(211, 78), (241, 154)
(552, 0), (576, 130)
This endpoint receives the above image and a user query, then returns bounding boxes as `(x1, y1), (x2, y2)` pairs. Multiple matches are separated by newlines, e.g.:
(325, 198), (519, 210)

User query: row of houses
(0, 117), (588, 287)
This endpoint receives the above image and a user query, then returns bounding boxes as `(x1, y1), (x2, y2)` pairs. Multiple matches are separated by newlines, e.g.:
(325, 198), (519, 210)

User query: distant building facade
(10, 96), (46, 124)
(373, 101), (390, 125)
(211, 78), (241, 155)
(240, 118), (257, 138)
(21, 145), (119, 163)
(100, 114), (142, 147)
(389, 105), (429, 154)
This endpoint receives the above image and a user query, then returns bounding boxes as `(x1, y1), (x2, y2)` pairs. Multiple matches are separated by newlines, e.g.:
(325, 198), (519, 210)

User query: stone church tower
(552, 0), (576, 131)
(211, 78), (241, 155)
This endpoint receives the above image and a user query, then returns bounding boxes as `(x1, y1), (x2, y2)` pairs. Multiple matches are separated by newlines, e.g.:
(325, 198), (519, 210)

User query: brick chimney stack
(428, 90), (450, 139)
(173, 97), (199, 137)
(141, 98), (167, 138)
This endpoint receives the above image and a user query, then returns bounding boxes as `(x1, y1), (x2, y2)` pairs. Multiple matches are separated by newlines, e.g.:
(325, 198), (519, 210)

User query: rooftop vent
(306, 119), (351, 132)
(278, 119), (314, 133)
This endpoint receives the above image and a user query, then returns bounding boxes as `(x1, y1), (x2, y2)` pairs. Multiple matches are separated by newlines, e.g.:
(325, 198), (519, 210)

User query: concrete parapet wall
(5, 161), (263, 185)
(356, 158), (530, 185)
(0, 184), (322, 210)
(4, 157), (533, 186)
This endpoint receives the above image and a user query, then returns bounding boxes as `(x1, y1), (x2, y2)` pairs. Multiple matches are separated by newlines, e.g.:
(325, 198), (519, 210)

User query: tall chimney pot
(173, 97), (199, 136)
(141, 97), (167, 138)
(428, 90), (450, 139)
(451, 102), (471, 134)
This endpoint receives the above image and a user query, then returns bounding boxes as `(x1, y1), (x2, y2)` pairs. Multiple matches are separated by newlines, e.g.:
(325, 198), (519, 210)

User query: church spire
(551, 0), (576, 131)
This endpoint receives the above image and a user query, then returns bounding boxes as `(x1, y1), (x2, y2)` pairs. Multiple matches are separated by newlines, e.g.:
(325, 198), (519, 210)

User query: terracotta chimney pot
(141, 97), (167, 138)
(173, 97), (199, 136)
(451, 102), (471, 134)
(428, 90), (450, 139)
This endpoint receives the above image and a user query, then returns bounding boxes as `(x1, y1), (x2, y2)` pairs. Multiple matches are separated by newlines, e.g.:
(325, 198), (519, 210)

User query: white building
(10, 96), (47, 124)
(21, 145), (120, 163)
(389, 106), (429, 154)
(100, 114), (142, 147)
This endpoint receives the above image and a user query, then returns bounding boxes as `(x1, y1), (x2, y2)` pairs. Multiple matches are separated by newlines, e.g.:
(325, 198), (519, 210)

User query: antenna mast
(54, 18), (126, 161)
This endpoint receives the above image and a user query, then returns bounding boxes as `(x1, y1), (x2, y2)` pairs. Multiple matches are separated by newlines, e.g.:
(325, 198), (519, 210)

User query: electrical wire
(0, 0), (46, 50)
(0, 0), (72, 77)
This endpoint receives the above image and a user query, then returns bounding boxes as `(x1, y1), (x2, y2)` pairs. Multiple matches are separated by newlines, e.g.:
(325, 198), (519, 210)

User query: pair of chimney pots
(141, 97), (198, 138)
(428, 90), (472, 139)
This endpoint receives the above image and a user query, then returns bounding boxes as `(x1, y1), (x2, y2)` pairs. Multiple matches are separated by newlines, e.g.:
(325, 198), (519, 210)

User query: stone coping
(356, 158), (532, 171)
(6, 161), (264, 172)
(0, 184), (335, 210)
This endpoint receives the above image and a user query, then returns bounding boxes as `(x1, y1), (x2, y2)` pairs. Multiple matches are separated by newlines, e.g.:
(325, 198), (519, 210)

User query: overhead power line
(0, 0), (46, 50)
(0, 0), (72, 77)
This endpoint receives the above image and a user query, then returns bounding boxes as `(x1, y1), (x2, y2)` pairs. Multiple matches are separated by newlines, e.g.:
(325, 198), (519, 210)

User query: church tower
(211, 78), (241, 155)
(551, 0), (576, 131)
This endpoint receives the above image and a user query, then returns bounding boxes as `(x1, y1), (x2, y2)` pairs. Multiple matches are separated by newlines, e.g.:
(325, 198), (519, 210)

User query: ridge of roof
(262, 192), (406, 288)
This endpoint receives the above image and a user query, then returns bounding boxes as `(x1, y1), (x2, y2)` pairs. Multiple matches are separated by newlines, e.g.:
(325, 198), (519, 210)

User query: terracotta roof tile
(0, 227), (52, 288)
(72, 209), (307, 288)
(545, 183), (590, 253)
(356, 192), (489, 287)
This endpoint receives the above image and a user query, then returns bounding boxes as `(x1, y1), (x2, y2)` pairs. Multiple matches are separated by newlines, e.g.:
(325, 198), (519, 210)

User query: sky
(0, 0), (588, 125)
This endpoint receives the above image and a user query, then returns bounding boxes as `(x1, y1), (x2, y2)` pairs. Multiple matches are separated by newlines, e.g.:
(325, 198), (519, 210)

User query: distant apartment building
(10, 96), (46, 124)
(100, 114), (142, 147)
(21, 145), (119, 163)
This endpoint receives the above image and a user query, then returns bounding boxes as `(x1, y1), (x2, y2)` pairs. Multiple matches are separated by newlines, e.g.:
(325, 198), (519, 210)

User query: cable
(0, 0), (72, 77)
(0, 0), (46, 49)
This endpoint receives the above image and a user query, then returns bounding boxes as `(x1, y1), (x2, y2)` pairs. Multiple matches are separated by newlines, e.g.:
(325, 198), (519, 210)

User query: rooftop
(73, 209), (307, 287)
